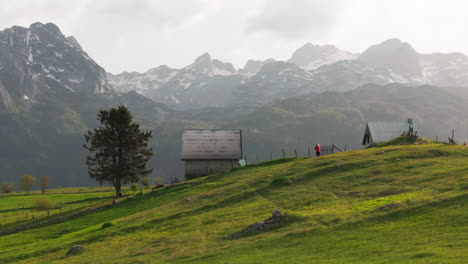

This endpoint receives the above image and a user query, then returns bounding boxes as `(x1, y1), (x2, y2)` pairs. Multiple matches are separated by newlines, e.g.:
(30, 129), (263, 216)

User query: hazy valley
(1, 22), (468, 187)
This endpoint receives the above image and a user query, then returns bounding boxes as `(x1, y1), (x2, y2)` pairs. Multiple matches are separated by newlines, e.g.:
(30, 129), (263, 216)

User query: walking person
(314, 144), (321, 157)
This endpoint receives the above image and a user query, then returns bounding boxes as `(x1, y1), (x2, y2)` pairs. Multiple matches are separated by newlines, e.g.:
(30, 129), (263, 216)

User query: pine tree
(83, 106), (153, 197)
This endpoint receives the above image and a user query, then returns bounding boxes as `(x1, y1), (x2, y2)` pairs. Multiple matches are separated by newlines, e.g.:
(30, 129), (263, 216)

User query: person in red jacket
(314, 144), (321, 157)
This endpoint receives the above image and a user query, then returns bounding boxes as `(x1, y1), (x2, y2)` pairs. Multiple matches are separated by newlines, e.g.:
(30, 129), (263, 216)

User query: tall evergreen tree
(83, 106), (153, 197)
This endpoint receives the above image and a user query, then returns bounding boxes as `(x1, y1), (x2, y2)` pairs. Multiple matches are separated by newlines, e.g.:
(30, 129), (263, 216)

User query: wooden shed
(362, 119), (415, 145)
(181, 130), (242, 180)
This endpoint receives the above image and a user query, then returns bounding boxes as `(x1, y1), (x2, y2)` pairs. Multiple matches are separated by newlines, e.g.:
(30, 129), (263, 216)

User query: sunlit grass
(0, 141), (467, 263)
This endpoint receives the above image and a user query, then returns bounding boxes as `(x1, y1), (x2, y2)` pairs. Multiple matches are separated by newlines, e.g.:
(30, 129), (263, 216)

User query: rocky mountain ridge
(0, 22), (113, 110)
(108, 38), (468, 110)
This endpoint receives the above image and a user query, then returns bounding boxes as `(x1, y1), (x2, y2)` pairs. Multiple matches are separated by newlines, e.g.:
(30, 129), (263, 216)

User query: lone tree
(20, 174), (35, 194)
(83, 106), (153, 198)
(39, 175), (50, 194)
(0, 182), (14, 193)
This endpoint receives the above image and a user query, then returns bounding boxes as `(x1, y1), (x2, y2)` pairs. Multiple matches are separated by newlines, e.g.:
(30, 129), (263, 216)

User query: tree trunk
(114, 181), (122, 198)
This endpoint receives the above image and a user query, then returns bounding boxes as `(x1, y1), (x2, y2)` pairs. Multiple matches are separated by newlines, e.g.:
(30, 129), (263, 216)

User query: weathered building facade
(181, 130), (242, 180)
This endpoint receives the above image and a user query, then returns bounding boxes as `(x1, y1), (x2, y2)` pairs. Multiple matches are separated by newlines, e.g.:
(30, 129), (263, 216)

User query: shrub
(130, 184), (139, 193)
(34, 197), (53, 211)
(140, 177), (150, 187)
(271, 176), (292, 186)
(0, 182), (14, 193)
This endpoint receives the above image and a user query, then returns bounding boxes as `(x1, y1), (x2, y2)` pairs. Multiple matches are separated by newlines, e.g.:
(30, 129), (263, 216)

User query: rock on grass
(66, 245), (84, 256)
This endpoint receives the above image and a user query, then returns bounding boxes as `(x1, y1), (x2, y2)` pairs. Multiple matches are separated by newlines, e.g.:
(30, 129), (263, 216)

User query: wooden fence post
(308, 147), (311, 158)
(448, 129), (456, 144)
(294, 149), (297, 158)
(282, 148), (285, 159)
(344, 145), (347, 151)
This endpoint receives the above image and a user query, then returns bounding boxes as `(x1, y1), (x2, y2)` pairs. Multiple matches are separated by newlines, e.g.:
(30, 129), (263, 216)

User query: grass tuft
(100, 222), (114, 229)
(271, 176), (292, 186)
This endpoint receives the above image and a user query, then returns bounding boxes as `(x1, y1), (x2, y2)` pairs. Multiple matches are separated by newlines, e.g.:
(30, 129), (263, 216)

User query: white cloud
(1, 0), (468, 73)
(245, 0), (344, 39)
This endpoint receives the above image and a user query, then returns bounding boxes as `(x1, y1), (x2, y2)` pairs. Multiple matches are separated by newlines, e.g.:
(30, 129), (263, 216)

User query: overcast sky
(1, 0), (467, 73)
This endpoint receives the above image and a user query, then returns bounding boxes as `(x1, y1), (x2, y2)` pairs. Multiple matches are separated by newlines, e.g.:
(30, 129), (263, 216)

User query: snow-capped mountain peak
(288, 42), (357, 70)
(107, 37), (468, 110)
(0, 22), (112, 108)
(184, 52), (237, 76)
(107, 53), (238, 97)
(239, 58), (276, 75)
(212, 59), (236, 76)
(66, 36), (82, 50)
(358, 38), (421, 78)
(193, 52), (211, 65)
(108, 65), (178, 93)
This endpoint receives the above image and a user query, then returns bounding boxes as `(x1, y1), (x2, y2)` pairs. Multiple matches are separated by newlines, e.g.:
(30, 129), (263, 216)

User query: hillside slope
(1, 142), (467, 263)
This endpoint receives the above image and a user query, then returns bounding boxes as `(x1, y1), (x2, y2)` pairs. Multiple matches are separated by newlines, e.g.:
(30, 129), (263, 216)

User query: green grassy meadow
(0, 187), (115, 210)
(0, 140), (467, 263)
(0, 187), (137, 229)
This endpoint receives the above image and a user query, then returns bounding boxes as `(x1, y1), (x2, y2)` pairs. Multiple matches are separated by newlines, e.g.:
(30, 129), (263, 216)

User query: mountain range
(108, 38), (468, 110)
(1, 22), (468, 186)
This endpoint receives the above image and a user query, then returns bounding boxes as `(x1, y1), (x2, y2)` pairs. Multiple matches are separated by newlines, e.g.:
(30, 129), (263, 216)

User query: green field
(1, 139), (467, 263)
(0, 187), (134, 229)
(0, 187), (115, 210)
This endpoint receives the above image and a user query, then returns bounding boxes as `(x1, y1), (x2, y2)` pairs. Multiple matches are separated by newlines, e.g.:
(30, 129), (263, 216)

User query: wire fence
(244, 144), (348, 165)
(0, 198), (112, 235)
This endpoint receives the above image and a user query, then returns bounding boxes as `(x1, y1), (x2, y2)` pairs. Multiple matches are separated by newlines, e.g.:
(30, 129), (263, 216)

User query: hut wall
(184, 159), (239, 180)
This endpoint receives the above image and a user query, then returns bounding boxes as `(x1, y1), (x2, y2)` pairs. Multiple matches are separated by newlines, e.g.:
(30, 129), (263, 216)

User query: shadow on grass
(337, 193), (467, 231)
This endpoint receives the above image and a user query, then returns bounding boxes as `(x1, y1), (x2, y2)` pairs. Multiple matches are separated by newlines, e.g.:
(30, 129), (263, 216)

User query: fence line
(0, 198), (115, 236)
(244, 143), (349, 165)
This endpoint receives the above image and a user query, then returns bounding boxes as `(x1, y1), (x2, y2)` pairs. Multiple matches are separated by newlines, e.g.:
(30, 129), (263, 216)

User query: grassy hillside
(0, 187), (117, 229)
(1, 141), (467, 263)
